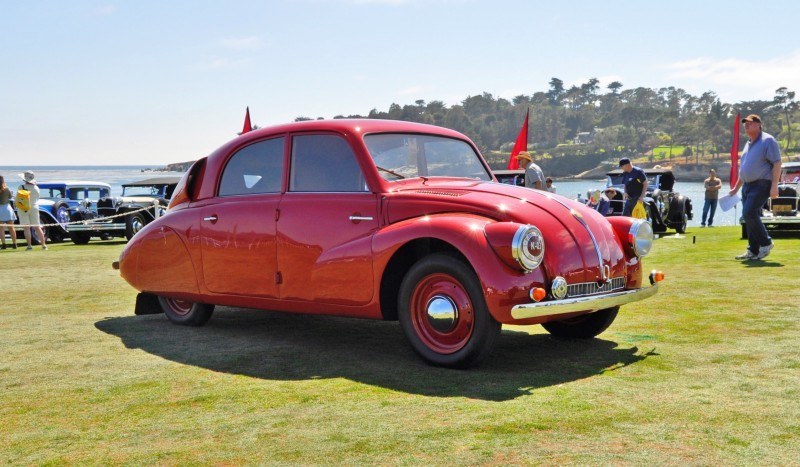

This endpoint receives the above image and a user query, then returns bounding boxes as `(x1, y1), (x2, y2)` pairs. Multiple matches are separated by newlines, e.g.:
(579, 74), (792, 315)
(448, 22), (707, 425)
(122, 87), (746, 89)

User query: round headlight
(628, 219), (653, 257)
(512, 225), (545, 271)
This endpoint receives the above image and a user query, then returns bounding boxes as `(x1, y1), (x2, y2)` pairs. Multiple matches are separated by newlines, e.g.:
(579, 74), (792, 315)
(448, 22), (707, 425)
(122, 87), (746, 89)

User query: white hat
(19, 171), (36, 184)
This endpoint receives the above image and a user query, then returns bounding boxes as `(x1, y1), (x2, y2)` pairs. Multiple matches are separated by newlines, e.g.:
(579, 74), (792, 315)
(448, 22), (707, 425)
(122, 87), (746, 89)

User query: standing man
(701, 169), (722, 227)
(619, 158), (648, 216)
(517, 152), (545, 190)
(729, 114), (782, 260)
(17, 171), (47, 251)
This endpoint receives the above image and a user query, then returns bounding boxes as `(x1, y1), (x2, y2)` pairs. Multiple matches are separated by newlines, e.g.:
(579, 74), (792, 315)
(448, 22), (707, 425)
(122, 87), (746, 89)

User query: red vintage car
(115, 119), (662, 368)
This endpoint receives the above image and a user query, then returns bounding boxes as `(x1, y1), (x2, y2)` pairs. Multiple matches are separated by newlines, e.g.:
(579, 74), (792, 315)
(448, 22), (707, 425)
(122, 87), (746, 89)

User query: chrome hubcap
(131, 217), (144, 234)
(425, 295), (458, 333)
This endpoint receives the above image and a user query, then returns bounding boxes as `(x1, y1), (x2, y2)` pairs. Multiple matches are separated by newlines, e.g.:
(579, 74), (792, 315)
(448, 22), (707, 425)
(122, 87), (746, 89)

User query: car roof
(38, 181), (112, 188)
(122, 176), (183, 187)
(605, 168), (673, 176)
(237, 118), (470, 142)
(492, 169), (525, 175)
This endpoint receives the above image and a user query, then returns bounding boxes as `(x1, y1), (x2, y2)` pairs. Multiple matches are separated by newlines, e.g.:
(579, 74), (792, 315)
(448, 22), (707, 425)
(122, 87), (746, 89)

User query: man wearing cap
(516, 152), (545, 190)
(17, 171), (47, 251)
(730, 114), (782, 260)
(618, 158), (648, 217)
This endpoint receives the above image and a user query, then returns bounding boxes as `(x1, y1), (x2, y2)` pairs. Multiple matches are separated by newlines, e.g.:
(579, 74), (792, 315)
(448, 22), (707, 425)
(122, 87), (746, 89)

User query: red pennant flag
(241, 107), (252, 134)
(729, 112), (741, 189)
(507, 110), (529, 170)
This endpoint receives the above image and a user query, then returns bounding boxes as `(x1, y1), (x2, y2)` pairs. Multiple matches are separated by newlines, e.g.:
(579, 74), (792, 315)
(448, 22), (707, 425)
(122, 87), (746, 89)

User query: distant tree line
(295, 79), (798, 173)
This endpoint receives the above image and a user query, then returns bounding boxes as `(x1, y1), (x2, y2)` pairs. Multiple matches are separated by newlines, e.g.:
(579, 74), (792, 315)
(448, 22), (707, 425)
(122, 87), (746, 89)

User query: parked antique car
(114, 120), (663, 368)
(603, 168), (693, 234)
(11, 181), (111, 243)
(68, 177), (181, 244)
(741, 161), (800, 238)
(492, 169), (526, 187)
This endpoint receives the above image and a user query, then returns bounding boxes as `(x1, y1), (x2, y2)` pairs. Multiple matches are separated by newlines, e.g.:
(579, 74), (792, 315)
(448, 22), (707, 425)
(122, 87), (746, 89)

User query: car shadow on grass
(95, 308), (652, 401)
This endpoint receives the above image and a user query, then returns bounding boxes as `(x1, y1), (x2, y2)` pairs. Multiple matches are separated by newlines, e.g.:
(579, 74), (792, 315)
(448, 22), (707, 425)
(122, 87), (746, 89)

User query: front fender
(372, 213), (548, 324)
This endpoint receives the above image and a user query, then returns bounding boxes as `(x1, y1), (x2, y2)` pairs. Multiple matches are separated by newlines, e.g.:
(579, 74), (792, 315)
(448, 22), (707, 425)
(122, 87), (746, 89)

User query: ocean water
(0, 166), (184, 197)
(0, 166), (737, 227)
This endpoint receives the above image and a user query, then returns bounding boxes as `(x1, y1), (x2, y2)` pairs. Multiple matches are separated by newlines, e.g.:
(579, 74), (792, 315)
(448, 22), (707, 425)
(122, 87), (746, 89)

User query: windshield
(364, 133), (491, 182)
(122, 185), (163, 197)
(781, 167), (800, 184)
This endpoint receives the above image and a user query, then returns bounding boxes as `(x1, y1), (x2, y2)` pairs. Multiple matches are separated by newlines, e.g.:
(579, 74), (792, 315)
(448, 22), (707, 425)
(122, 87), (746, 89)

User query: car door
(276, 133), (378, 306)
(199, 137), (285, 298)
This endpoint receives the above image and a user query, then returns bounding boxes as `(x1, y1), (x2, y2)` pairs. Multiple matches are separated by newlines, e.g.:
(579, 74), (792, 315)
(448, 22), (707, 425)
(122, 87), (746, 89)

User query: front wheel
(125, 212), (148, 240)
(157, 296), (214, 326)
(398, 254), (501, 368)
(541, 306), (619, 339)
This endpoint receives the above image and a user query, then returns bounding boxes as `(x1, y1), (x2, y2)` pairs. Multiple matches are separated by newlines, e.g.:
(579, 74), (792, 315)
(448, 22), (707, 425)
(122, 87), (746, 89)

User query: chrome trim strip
(67, 222), (126, 231)
(349, 216), (374, 221)
(546, 195), (607, 281)
(510, 283), (659, 320)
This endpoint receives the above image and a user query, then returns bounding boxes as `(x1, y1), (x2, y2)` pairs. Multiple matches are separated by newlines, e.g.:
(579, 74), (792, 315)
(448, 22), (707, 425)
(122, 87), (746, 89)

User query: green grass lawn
(1, 228), (799, 464)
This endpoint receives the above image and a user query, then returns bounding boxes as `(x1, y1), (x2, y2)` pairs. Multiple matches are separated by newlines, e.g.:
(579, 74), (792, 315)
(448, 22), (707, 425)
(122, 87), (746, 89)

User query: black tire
(125, 211), (148, 240)
(541, 306), (619, 339)
(70, 232), (91, 245)
(675, 212), (688, 234)
(158, 296), (214, 326)
(646, 202), (667, 233)
(398, 253), (501, 368)
(47, 225), (66, 243)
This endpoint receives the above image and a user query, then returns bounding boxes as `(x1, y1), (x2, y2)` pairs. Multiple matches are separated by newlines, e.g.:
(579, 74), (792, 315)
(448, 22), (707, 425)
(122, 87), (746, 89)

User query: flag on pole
(241, 107), (252, 134)
(507, 109), (529, 170)
(729, 112), (741, 189)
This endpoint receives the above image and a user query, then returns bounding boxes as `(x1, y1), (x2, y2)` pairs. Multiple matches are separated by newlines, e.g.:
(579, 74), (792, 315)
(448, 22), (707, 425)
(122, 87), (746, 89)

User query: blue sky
(2, 0), (799, 166)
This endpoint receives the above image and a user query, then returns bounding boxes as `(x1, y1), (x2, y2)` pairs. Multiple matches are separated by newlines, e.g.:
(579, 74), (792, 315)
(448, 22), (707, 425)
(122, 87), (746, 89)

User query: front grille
(567, 277), (626, 298)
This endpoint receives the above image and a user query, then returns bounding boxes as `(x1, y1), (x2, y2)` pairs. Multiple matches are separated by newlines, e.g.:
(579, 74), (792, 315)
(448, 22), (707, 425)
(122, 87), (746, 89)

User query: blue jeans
(701, 199), (718, 226)
(622, 198), (638, 217)
(741, 179), (772, 254)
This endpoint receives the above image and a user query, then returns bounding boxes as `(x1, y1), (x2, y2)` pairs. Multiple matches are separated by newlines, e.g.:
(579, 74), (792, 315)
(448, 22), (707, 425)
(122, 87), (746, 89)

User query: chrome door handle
(348, 215), (373, 222)
(203, 215), (218, 222)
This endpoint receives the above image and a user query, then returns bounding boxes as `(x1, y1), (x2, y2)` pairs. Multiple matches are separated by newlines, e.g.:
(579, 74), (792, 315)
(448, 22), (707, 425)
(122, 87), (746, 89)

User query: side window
(219, 137), (285, 197)
(74, 189), (87, 200)
(87, 188), (102, 200)
(290, 134), (366, 192)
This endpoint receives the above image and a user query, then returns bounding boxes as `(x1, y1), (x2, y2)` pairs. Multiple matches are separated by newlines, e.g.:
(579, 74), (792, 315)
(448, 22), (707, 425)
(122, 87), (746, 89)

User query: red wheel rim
(410, 273), (474, 354)
(165, 298), (193, 316)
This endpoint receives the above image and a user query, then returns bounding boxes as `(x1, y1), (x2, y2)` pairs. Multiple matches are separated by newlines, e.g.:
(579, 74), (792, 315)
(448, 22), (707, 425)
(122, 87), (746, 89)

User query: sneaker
(25, 246), (32, 251)
(756, 243), (774, 259)
(700, 224), (706, 228)
(735, 250), (757, 260)
(42, 245), (48, 250)
(12, 244), (17, 249)
(1, 245), (5, 250)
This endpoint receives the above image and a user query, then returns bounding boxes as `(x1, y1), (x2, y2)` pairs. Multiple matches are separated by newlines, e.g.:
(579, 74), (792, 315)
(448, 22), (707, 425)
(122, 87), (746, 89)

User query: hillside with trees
(297, 79), (798, 177)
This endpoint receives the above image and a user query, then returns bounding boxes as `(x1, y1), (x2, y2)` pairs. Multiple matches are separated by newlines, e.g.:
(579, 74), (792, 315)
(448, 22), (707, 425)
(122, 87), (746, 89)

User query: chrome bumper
(510, 283), (659, 320)
(67, 222), (125, 232)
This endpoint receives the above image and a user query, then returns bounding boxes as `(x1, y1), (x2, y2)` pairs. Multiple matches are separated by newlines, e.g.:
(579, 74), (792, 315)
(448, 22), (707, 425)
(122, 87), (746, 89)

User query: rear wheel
(158, 297), (214, 326)
(674, 212), (688, 234)
(541, 307), (619, 339)
(70, 232), (91, 245)
(398, 254), (500, 368)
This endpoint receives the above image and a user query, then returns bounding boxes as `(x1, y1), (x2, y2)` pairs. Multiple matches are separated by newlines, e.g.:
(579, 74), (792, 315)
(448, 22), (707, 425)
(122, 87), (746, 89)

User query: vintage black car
(492, 169), (526, 187)
(742, 161), (800, 238)
(603, 168), (693, 234)
(68, 176), (181, 244)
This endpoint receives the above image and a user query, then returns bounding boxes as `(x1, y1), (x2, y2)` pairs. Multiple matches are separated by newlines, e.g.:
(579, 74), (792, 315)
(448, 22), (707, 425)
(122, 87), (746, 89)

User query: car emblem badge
(551, 276), (568, 300)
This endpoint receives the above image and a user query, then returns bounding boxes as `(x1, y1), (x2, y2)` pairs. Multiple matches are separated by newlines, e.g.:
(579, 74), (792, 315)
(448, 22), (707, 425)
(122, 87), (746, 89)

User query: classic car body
(68, 177), (181, 244)
(742, 161), (800, 237)
(115, 119), (662, 368)
(12, 181), (111, 243)
(604, 168), (693, 233)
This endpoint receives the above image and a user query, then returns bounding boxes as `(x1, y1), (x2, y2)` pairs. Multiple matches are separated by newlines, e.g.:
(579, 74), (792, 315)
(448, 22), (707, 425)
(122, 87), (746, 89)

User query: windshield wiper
(376, 166), (406, 180)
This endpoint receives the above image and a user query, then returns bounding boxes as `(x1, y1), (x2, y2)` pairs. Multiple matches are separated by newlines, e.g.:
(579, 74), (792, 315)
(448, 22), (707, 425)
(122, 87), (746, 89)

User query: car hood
(385, 178), (627, 285)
